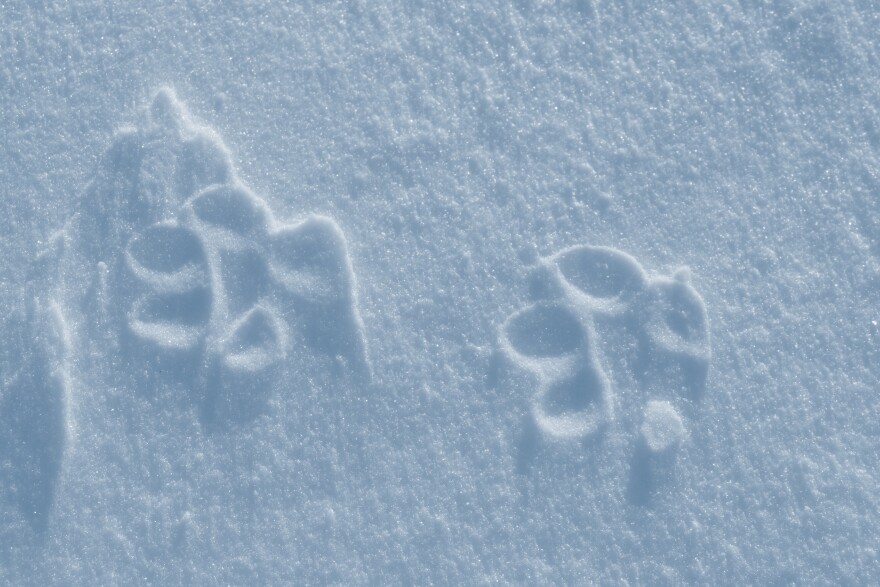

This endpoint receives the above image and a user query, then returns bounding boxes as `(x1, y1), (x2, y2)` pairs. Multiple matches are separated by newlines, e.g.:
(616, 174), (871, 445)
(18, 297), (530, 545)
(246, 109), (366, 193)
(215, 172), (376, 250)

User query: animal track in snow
(1, 237), (71, 531)
(66, 88), (370, 429)
(500, 244), (710, 500)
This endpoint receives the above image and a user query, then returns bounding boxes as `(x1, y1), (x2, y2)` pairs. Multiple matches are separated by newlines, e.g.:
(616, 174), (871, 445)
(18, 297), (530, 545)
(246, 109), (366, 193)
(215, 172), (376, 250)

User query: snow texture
(2, 1), (880, 584)
(641, 400), (687, 453)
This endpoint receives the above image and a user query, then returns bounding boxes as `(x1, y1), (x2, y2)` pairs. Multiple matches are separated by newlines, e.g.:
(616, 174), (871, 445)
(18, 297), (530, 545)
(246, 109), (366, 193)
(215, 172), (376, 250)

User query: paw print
(80, 88), (370, 430)
(500, 245), (710, 499)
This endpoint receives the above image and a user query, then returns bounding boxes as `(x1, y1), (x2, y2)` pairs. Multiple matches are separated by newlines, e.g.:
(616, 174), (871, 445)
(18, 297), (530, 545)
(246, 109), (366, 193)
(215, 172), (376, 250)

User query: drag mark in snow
(1, 242), (71, 532)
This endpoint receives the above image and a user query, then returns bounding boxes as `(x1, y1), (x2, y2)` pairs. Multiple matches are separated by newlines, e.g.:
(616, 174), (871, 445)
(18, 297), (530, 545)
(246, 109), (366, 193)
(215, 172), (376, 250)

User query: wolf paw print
(500, 244), (710, 500)
(68, 88), (370, 429)
(122, 184), (369, 427)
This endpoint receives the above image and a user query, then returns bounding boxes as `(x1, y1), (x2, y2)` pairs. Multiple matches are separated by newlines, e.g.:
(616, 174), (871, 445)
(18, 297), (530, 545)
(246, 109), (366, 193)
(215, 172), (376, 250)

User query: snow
(640, 400), (687, 453)
(2, 1), (879, 584)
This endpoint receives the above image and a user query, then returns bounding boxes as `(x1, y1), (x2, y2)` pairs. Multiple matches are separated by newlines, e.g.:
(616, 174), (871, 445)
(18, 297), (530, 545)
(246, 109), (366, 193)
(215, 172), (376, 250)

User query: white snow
(640, 400), (687, 453)
(2, 1), (879, 584)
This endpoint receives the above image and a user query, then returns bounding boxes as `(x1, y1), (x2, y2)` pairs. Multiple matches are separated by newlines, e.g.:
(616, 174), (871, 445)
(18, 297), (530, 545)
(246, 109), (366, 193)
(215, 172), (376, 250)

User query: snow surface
(2, 1), (879, 584)
(641, 400), (687, 453)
